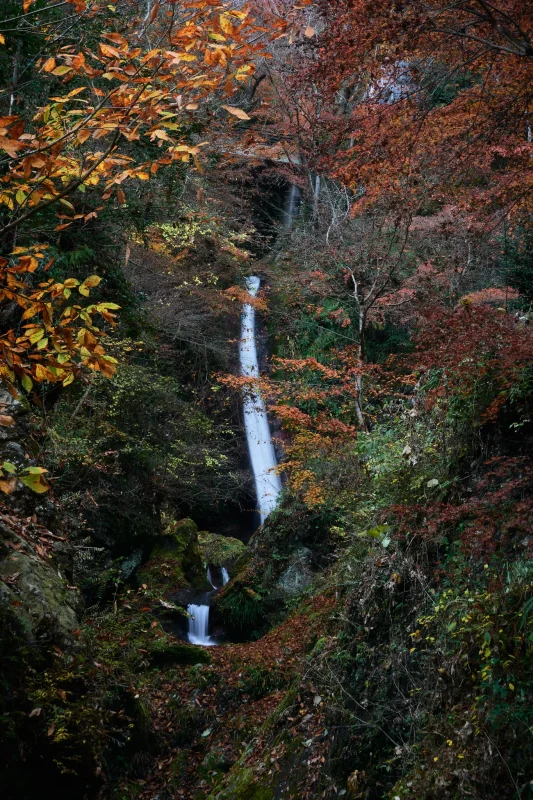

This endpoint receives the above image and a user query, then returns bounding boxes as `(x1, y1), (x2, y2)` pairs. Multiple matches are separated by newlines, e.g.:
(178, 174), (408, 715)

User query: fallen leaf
(221, 105), (251, 121)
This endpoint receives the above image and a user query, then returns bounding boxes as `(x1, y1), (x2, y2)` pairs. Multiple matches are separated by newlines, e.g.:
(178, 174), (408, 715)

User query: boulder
(139, 518), (211, 592)
(147, 637), (211, 665)
(198, 531), (246, 570)
(0, 548), (82, 648)
(276, 547), (314, 597)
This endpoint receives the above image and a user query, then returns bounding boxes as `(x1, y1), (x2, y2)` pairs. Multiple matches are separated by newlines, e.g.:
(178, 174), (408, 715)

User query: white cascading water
(188, 566), (231, 645)
(207, 566), (215, 589)
(282, 184), (301, 230)
(187, 598), (215, 646)
(240, 276), (283, 525)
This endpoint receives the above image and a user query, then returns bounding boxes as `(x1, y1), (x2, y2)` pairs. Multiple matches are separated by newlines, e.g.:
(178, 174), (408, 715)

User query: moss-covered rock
(147, 637), (211, 665)
(139, 518), (210, 593)
(198, 531), (246, 570)
(0, 547), (82, 648)
(213, 577), (266, 640)
(208, 765), (274, 800)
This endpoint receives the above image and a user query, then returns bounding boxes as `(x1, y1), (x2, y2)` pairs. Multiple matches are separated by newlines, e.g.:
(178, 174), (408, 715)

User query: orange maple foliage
(0, 0), (275, 391)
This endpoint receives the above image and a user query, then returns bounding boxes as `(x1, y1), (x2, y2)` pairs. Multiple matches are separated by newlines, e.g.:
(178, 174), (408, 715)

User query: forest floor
(122, 593), (336, 800)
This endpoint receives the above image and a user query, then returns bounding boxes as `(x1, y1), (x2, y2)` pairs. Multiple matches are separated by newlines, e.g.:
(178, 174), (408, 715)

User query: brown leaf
(221, 105), (251, 121)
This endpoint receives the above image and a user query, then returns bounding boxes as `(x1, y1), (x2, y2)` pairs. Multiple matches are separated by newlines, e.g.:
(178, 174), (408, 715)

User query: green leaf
(2, 461), (17, 474)
(20, 472), (50, 494)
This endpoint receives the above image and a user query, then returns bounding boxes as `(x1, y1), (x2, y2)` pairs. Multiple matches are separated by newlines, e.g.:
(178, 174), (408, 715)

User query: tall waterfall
(240, 276), (282, 525)
(282, 184), (301, 230)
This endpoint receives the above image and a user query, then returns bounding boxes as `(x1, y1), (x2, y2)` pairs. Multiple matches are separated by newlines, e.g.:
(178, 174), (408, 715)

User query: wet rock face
(276, 547), (314, 597)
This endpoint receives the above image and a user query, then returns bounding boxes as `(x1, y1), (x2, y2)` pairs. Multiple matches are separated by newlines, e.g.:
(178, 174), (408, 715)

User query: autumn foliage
(0, 0), (276, 395)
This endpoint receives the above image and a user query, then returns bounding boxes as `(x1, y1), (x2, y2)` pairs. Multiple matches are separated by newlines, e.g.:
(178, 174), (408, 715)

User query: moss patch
(208, 765), (274, 800)
(199, 531), (246, 570)
(147, 638), (211, 665)
(139, 518), (210, 593)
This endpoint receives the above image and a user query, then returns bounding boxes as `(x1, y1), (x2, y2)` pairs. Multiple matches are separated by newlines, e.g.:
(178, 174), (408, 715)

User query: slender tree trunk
(9, 40), (22, 116)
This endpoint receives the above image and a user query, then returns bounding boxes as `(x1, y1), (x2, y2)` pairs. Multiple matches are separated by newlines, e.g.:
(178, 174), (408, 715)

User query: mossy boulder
(198, 531), (246, 571)
(276, 547), (313, 597)
(213, 577), (266, 640)
(0, 548), (82, 648)
(147, 637), (211, 665)
(139, 518), (210, 593)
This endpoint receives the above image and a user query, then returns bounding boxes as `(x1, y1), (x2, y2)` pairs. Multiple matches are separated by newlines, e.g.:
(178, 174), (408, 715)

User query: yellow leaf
(219, 14), (235, 35)
(79, 275), (101, 296)
(43, 57), (56, 73)
(35, 363), (56, 382)
(221, 105), (251, 121)
(20, 472), (50, 494)
(28, 328), (45, 345)
(62, 373), (75, 387)
(0, 34), (5, 46)
(52, 66), (72, 77)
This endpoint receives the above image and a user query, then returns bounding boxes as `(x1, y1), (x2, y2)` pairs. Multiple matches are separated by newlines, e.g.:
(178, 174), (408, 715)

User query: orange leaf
(0, 478), (17, 495)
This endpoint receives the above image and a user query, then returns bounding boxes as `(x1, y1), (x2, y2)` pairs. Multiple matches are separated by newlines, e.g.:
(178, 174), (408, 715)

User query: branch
(0, 132), (120, 238)
(0, 2), (69, 26)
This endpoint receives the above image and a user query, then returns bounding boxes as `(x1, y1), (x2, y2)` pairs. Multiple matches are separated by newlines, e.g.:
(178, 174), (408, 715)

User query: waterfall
(207, 566), (215, 589)
(282, 184), (301, 230)
(240, 276), (282, 525)
(222, 567), (230, 586)
(187, 598), (215, 646)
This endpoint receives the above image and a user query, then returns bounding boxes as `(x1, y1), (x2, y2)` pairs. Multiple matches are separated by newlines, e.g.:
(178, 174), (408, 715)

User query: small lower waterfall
(187, 599), (214, 646)
(240, 276), (282, 525)
(187, 566), (231, 646)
